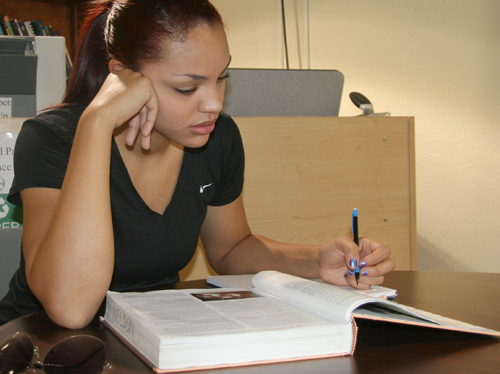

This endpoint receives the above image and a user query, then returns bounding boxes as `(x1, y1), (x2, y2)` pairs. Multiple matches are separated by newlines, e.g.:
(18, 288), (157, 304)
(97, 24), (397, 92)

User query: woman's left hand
(317, 237), (395, 289)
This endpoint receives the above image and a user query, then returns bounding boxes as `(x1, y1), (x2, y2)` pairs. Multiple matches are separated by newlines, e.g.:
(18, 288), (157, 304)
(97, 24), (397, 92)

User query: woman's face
(140, 23), (231, 149)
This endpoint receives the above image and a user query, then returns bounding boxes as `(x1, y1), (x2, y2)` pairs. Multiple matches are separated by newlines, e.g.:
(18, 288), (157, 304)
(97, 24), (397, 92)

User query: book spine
(43, 24), (54, 36)
(105, 299), (137, 339)
(30, 19), (46, 36)
(24, 21), (35, 36)
(18, 21), (30, 36)
(104, 295), (158, 367)
(10, 19), (22, 36)
(104, 296), (146, 349)
(2, 15), (15, 35)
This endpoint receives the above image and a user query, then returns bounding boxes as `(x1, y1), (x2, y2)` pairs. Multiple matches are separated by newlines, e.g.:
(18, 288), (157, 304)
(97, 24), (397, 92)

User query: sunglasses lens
(43, 336), (106, 374)
(0, 332), (34, 374)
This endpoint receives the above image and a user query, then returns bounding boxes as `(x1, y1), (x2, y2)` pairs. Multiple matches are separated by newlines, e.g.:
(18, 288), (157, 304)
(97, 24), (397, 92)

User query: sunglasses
(0, 332), (111, 374)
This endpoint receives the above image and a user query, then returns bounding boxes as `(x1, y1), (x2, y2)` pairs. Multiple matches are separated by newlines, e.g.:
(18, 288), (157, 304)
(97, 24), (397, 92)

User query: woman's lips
(189, 121), (215, 135)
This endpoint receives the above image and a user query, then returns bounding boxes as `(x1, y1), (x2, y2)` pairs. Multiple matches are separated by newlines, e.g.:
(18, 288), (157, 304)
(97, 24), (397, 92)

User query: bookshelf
(1, 0), (90, 58)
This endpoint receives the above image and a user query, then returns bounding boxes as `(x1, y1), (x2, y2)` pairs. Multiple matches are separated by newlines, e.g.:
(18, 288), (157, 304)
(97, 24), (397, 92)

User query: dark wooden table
(1, 271), (499, 373)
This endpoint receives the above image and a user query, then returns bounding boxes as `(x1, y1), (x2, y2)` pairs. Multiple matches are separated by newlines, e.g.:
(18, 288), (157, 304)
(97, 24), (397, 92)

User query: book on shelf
(44, 24), (54, 36)
(9, 19), (22, 36)
(102, 270), (500, 373)
(30, 19), (47, 36)
(4, 19), (30, 37)
(24, 21), (35, 36)
(17, 21), (30, 36)
(0, 16), (56, 37)
(0, 17), (40, 37)
(1, 15), (15, 36)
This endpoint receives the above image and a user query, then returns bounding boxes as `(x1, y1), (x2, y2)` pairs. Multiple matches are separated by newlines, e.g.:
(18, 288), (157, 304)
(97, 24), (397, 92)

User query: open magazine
(102, 271), (500, 373)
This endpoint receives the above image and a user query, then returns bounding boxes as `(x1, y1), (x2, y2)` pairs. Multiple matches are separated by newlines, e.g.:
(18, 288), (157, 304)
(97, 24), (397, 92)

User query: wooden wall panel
(180, 116), (416, 281)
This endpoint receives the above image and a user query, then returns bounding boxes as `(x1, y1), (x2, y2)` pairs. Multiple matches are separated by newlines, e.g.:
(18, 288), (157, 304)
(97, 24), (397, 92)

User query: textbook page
(104, 287), (354, 370)
(352, 303), (500, 335)
(252, 271), (457, 324)
(108, 288), (341, 336)
(207, 274), (397, 298)
(252, 271), (384, 323)
(253, 271), (500, 336)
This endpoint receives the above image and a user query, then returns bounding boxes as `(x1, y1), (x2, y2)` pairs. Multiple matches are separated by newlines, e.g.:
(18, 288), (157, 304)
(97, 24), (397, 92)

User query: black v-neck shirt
(0, 105), (244, 324)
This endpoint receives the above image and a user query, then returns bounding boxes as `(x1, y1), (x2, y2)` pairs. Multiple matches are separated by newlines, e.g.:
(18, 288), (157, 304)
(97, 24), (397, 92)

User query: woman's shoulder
(211, 112), (241, 141)
(22, 104), (86, 143)
(217, 112), (236, 125)
(185, 112), (243, 160)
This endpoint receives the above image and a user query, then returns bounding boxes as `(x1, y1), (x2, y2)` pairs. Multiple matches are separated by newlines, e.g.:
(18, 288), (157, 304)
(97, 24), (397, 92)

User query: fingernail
(362, 271), (368, 276)
(360, 261), (367, 267)
(349, 259), (358, 268)
(344, 273), (348, 278)
(348, 270), (354, 276)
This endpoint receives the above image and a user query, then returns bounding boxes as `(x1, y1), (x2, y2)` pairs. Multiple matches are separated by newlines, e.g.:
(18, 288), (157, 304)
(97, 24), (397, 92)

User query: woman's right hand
(21, 62), (160, 329)
(85, 61), (159, 150)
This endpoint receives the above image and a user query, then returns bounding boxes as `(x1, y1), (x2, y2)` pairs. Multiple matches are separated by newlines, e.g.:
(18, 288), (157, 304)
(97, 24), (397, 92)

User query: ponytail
(62, 1), (113, 105)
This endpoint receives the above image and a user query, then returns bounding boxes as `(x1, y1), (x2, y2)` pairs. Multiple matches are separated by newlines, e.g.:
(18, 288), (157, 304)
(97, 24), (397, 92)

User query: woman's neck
(113, 125), (185, 214)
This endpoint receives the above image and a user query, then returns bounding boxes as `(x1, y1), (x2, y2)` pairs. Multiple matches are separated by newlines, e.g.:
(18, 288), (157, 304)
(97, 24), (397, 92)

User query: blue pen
(352, 208), (361, 284)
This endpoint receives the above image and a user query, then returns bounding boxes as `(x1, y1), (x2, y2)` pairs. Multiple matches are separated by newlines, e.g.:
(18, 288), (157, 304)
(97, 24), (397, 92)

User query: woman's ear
(108, 59), (125, 73)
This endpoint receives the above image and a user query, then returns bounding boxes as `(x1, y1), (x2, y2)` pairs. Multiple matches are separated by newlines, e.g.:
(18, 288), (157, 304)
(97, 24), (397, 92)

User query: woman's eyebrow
(173, 56), (232, 81)
(174, 73), (208, 80)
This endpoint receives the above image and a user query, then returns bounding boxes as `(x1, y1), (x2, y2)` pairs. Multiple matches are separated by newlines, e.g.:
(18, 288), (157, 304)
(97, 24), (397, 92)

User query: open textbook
(208, 273), (398, 298)
(102, 271), (500, 373)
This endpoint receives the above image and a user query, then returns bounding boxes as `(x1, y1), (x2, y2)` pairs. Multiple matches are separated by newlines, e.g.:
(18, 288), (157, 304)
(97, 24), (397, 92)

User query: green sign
(0, 123), (23, 228)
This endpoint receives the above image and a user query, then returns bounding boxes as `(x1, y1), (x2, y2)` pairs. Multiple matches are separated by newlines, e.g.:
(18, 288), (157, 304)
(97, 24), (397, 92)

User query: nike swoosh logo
(200, 183), (213, 193)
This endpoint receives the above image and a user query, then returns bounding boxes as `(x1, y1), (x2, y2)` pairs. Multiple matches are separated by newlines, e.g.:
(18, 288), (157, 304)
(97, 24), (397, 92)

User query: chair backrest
(1, 118), (26, 298)
(180, 116), (416, 281)
(0, 228), (22, 299)
(223, 68), (344, 117)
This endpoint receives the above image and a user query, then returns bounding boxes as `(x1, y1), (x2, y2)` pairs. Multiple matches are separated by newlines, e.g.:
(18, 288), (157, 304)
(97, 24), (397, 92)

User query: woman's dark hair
(62, 0), (223, 106)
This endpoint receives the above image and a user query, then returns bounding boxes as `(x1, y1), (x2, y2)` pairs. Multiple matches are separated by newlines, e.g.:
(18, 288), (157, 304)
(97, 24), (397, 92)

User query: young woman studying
(0, 0), (394, 329)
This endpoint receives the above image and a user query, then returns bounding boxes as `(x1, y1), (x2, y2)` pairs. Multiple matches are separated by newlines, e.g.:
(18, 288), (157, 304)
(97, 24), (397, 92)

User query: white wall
(212, 0), (500, 273)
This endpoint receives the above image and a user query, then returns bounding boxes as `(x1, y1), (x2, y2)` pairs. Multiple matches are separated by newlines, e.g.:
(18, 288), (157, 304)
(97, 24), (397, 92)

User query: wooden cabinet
(1, 0), (90, 58)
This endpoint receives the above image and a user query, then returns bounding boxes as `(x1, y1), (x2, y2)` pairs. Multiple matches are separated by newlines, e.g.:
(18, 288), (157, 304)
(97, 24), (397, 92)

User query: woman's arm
(22, 65), (158, 329)
(200, 195), (395, 288)
(21, 108), (116, 329)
